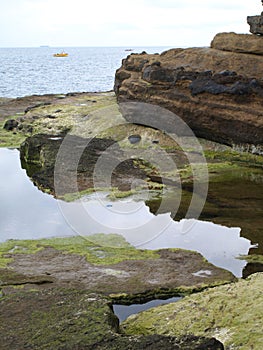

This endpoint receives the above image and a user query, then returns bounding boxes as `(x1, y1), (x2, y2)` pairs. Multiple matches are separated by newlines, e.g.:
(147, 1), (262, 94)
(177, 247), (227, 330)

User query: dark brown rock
(114, 40), (263, 152)
(3, 119), (19, 131)
(247, 14), (263, 35)
(20, 133), (148, 195)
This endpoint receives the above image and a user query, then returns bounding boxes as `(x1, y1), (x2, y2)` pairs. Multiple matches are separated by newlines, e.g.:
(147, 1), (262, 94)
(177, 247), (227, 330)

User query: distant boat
(53, 52), (68, 57)
(125, 49), (133, 52)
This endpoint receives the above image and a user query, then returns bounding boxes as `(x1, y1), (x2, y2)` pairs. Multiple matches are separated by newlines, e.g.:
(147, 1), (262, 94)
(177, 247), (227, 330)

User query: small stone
(3, 119), (18, 131)
(128, 134), (141, 144)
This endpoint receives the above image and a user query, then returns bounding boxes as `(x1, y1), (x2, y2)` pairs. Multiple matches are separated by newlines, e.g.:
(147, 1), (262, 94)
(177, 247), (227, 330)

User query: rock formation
(115, 14), (263, 153)
(122, 272), (263, 350)
(247, 1), (263, 35)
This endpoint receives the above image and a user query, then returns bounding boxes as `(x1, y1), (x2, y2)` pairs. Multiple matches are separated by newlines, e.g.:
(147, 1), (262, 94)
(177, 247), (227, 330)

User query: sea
(0, 46), (171, 98)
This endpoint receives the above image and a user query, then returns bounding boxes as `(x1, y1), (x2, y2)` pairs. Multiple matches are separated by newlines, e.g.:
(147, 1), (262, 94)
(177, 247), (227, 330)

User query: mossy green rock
(0, 235), (236, 302)
(122, 272), (263, 350)
(0, 289), (119, 349)
(0, 92), (117, 147)
(0, 288), (224, 349)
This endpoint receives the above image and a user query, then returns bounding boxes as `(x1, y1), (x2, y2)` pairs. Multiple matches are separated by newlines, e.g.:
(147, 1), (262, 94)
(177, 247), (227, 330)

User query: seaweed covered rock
(0, 288), (224, 349)
(0, 235), (236, 301)
(122, 273), (263, 350)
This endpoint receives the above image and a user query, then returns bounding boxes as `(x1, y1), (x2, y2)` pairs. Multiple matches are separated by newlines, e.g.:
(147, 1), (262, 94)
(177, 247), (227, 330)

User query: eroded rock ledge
(122, 272), (263, 350)
(114, 33), (263, 153)
(0, 288), (224, 350)
(0, 235), (231, 349)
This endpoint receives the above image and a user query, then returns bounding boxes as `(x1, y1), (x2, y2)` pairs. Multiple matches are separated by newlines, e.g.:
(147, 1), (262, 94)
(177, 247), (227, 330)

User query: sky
(0, 0), (261, 47)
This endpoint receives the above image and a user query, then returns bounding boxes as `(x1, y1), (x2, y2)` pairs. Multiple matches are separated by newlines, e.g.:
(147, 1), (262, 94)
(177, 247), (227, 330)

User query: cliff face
(114, 33), (263, 153)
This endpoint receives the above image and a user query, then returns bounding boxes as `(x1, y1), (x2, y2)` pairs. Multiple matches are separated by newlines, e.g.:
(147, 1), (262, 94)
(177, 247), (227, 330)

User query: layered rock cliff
(114, 33), (263, 153)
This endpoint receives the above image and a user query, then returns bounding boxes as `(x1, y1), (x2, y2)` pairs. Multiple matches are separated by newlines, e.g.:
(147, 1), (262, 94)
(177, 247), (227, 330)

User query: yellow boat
(53, 52), (68, 57)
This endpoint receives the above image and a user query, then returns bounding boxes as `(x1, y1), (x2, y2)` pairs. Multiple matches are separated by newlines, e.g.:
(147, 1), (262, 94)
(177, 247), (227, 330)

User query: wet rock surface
(122, 272), (263, 350)
(0, 235), (236, 300)
(0, 91), (117, 147)
(0, 40), (262, 349)
(0, 287), (224, 350)
(0, 235), (231, 349)
(20, 133), (148, 195)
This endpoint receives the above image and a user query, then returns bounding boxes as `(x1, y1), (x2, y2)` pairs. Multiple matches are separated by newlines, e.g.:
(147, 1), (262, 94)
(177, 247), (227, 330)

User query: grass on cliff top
(0, 234), (159, 267)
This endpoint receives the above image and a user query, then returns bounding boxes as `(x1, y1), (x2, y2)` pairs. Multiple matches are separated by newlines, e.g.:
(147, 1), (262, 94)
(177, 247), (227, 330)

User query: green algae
(0, 92), (118, 148)
(0, 286), (225, 350)
(0, 288), (119, 349)
(204, 148), (263, 168)
(122, 272), (263, 350)
(107, 189), (137, 200)
(238, 254), (263, 264)
(0, 116), (28, 148)
(0, 256), (14, 268)
(0, 234), (159, 268)
(62, 187), (137, 202)
(61, 187), (104, 202)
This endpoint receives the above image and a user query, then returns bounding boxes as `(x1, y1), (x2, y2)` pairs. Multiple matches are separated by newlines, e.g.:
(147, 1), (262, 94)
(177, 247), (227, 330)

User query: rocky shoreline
(0, 9), (263, 348)
(114, 32), (263, 154)
(0, 90), (262, 349)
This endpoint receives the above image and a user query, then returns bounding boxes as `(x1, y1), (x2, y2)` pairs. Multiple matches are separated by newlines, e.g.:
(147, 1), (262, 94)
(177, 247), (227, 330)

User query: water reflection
(0, 148), (256, 277)
(60, 194), (252, 277)
(0, 148), (75, 241)
(113, 296), (182, 323)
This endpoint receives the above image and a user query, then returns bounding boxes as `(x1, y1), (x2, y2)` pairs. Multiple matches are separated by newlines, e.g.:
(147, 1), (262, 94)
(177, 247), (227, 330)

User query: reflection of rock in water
(146, 170), (263, 260)
(20, 133), (148, 196)
(242, 262), (263, 279)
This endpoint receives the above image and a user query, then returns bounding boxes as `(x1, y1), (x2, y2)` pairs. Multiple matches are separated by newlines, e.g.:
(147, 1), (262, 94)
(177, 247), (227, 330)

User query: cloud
(0, 0), (261, 47)
(143, 0), (258, 11)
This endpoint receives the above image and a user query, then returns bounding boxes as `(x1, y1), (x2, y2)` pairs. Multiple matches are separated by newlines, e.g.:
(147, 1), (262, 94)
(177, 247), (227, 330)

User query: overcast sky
(0, 0), (261, 47)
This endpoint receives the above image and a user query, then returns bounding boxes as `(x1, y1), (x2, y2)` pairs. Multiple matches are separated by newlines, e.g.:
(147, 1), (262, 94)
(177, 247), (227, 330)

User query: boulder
(211, 32), (263, 55)
(247, 13), (263, 35)
(114, 36), (263, 153)
(3, 119), (18, 131)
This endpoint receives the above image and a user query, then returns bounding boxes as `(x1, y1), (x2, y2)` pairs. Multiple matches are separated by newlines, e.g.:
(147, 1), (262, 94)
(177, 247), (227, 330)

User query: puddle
(113, 296), (182, 322)
(55, 191), (253, 277)
(0, 148), (75, 241)
(0, 148), (260, 278)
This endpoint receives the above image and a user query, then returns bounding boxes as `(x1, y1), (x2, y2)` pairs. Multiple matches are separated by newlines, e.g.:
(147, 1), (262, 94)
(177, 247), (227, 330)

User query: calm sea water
(0, 46), (170, 98)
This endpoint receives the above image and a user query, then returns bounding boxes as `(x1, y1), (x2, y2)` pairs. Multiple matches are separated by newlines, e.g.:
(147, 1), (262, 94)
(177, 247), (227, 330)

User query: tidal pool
(0, 148), (260, 278)
(113, 296), (182, 322)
